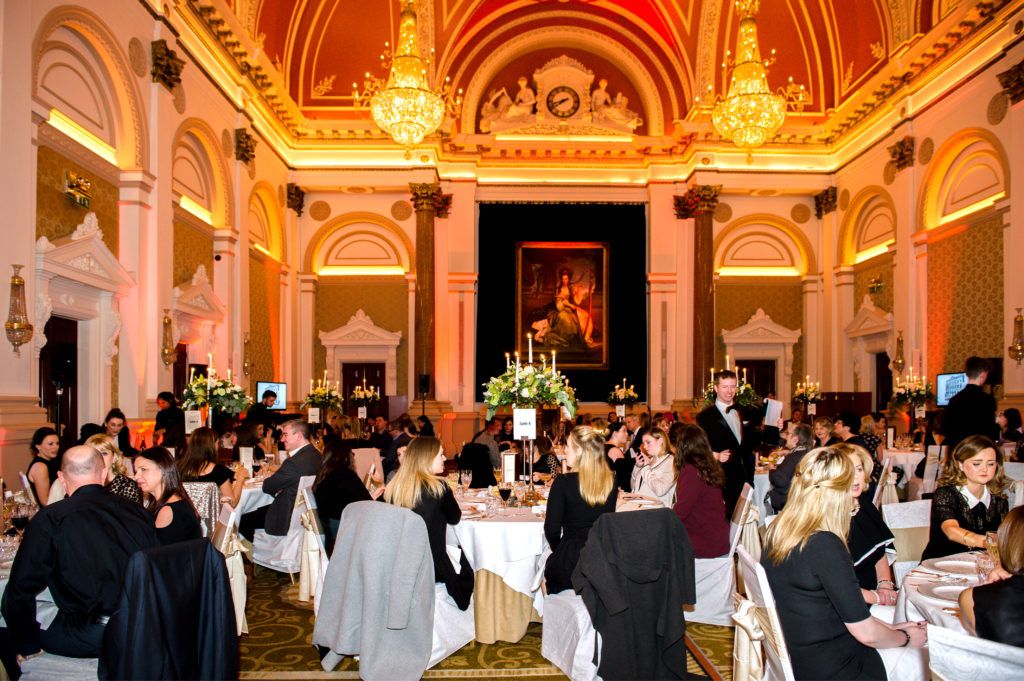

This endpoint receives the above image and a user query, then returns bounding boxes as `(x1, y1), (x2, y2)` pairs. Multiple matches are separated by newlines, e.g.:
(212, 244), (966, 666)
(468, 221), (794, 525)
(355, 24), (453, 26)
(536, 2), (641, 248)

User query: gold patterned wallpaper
(36, 145), (118, 253)
(315, 278), (409, 395)
(248, 252), (281, 388)
(854, 254), (894, 314)
(927, 215), (1004, 376)
(715, 282), (804, 395)
(173, 220), (214, 287)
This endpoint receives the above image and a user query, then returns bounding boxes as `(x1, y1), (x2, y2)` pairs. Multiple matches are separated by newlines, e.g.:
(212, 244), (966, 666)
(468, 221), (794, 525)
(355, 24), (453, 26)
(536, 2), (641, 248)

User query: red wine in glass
(498, 487), (512, 504)
(11, 516), (28, 532)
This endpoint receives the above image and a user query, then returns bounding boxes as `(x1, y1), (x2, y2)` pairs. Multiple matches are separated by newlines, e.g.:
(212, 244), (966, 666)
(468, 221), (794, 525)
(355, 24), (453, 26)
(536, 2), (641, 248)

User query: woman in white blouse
(629, 427), (677, 506)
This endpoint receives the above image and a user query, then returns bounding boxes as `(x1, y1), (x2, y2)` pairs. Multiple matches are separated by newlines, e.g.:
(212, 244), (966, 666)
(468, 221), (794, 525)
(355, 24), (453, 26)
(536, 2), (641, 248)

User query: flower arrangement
(349, 384), (380, 407)
(695, 379), (761, 410)
(483, 364), (576, 420)
(793, 380), (822, 404)
(182, 374), (252, 415)
(608, 380), (639, 405)
(889, 377), (934, 409)
(303, 384), (343, 410)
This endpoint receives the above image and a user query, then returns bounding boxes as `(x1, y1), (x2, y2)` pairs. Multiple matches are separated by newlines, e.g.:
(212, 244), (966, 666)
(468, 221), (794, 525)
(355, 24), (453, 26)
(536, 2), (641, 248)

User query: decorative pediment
(173, 264), (225, 323)
(721, 308), (802, 345)
(319, 309), (402, 347)
(845, 295), (893, 338)
(35, 213), (134, 296)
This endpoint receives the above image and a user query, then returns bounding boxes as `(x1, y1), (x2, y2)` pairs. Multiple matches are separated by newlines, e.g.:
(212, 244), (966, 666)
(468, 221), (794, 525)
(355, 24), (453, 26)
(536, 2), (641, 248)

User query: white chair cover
(927, 622), (1024, 679)
(688, 483), (754, 626)
(252, 475), (316, 574)
(878, 470), (900, 508)
(922, 446), (944, 495)
(212, 504), (248, 635)
(873, 458), (893, 509)
(19, 471), (37, 505)
(540, 590), (601, 681)
(882, 499), (931, 585)
(298, 487), (329, 611)
(739, 503), (762, 562)
(428, 584), (476, 669)
(1011, 480), (1024, 509)
(734, 546), (795, 681)
(1004, 461), (1024, 481)
(183, 481), (220, 538)
(19, 652), (98, 680)
(46, 478), (66, 505)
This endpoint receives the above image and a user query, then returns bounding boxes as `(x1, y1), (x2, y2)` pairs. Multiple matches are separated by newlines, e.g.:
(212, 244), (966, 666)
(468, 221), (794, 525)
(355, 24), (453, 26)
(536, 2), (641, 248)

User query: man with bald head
(1, 445), (157, 671)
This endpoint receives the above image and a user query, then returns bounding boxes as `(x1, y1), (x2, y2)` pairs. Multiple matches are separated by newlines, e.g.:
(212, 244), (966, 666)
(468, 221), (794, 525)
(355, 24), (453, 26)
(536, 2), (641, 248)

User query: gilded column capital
(814, 187), (837, 219)
(410, 183), (441, 212)
(673, 185), (721, 219)
(997, 57), (1024, 104)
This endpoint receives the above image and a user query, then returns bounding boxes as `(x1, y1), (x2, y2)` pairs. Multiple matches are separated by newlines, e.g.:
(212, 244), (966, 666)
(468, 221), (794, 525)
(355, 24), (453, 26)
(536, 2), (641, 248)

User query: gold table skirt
(473, 569), (542, 644)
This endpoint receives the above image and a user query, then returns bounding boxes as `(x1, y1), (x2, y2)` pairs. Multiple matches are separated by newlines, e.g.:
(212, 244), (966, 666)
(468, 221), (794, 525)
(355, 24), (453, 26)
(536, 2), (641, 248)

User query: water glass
(976, 553), (996, 582)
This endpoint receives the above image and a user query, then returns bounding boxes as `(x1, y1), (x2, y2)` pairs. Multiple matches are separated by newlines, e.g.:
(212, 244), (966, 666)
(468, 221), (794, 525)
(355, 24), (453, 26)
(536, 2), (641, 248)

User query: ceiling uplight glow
(47, 109), (118, 166)
(317, 265), (406, 276)
(853, 239), (895, 264)
(179, 195), (214, 225)
(717, 266), (801, 277)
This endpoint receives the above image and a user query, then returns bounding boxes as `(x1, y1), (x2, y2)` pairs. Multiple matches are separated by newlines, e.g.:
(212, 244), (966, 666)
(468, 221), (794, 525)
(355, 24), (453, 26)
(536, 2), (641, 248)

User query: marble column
(409, 183), (443, 400)
(684, 186), (721, 396)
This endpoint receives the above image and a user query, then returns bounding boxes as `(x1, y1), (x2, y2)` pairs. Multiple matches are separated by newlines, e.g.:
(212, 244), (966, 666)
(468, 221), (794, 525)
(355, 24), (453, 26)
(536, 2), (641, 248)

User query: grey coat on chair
(313, 501), (436, 681)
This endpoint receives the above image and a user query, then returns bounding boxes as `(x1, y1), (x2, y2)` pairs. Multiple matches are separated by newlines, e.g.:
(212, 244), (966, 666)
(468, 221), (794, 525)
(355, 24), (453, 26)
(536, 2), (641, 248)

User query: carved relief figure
(590, 78), (611, 113)
(504, 77), (536, 119)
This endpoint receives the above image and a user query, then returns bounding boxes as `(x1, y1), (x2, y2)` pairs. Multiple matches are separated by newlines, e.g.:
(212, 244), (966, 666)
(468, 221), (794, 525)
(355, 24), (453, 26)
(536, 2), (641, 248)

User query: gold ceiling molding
(694, 0), (724, 103)
(32, 6), (149, 172)
(456, 25), (669, 137)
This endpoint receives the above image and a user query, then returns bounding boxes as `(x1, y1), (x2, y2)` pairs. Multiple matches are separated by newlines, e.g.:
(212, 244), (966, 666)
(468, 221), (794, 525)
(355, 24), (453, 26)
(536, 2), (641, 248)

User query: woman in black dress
(134, 446), (202, 545)
(959, 505), (1024, 646)
(835, 443), (898, 607)
(762, 447), (926, 680)
(314, 439), (382, 552)
(602, 419), (634, 492)
(26, 427), (60, 506)
(544, 425), (618, 594)
(921, 435), (1009, 560)
(384, 436), (474, 610)
(177, 427), (248, 506)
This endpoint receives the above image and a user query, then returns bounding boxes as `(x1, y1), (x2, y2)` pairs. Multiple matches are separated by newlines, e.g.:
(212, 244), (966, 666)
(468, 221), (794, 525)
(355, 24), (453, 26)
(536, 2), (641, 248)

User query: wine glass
(10, 503), (30, 537)
(498, 483), (513, 509)
(459, 470), (471, 493)
(976, 553), (996, 583)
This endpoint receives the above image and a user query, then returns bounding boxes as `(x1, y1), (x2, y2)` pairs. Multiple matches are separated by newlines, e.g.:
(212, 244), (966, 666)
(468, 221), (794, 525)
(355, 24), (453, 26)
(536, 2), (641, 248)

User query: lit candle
(227, 369), (232, 383)
(527, 333), (533, 364)
(541, 354), (547, 371)
(710, 367), (715, 383)
(630, 384), (634, 391)
(309, 378), (314, 391)
(335, 380), (339, 391)
(743, 368), (747, 383)
(505, 352), (511, 369)
(189, 367), (195, 383)
(551, 351), (556, 373)
(323, 369), (328, 384)
(622, 377), (627, 387)
(208, 353), (214, 370)
(725, 354), (730, 370)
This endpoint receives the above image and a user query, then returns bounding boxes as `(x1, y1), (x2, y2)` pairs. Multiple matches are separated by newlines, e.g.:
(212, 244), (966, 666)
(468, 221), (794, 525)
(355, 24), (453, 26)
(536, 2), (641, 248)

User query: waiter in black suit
(696, 369), (757, 516)
(239, 419), (322, 540)
(943, 356), (999, 450)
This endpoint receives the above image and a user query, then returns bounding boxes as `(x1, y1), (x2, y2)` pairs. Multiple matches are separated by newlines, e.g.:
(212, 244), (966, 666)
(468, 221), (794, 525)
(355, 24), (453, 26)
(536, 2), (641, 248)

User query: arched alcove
(838, 186), (897, 265)
(714, 214), (816, 276)
(304, 212), (413, 275)
(919, 128), (1009, 231)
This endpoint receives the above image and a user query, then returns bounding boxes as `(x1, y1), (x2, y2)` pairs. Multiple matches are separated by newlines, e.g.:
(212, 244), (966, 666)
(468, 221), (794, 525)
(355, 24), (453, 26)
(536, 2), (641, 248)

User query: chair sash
(1011, 480), (1024, 509)
(732, 597), (765, 681)
(298, 509), (326, 607)
(739, 504), (762, 562)
(213, 505), (249, 636)
(878, 471), (899, 508)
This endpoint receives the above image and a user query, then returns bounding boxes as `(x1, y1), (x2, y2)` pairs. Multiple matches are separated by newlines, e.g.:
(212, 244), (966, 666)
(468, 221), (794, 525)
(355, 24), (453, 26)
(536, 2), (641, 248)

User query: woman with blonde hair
(762, 447), (926, 680)
(385, 436), (473, 610)
(544, 425), (618, 593)
(921, 434), (1009, 560)
(85, 433), (142, 504)
(629, 427), (677, 507)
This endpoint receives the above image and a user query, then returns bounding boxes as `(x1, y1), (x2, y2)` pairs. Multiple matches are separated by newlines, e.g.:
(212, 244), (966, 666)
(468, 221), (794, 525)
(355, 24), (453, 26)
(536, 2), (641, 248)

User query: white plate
(917, 582), (968, 603)
(920, 555), (979, 576)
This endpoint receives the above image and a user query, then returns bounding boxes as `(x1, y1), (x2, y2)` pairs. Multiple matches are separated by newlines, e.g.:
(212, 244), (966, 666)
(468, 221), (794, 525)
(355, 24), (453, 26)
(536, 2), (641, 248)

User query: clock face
(546, 86), (581, 118)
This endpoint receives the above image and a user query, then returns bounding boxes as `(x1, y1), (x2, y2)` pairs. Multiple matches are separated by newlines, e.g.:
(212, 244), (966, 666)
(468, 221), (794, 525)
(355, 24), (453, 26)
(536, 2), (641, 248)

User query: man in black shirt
(245, 389), (279, 430)
(0, 445), (158, 671)
(943, 356), (999, 450)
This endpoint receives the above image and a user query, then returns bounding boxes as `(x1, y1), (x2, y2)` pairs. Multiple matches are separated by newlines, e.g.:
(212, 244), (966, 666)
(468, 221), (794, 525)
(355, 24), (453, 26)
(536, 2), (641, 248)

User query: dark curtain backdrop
(476, 202), (648, 407)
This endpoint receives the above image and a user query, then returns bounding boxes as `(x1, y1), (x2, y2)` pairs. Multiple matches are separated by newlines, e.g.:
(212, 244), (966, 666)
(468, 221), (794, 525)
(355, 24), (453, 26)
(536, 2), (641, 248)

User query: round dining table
(237, 479), (275, 516)
(893, 551), (980, 636)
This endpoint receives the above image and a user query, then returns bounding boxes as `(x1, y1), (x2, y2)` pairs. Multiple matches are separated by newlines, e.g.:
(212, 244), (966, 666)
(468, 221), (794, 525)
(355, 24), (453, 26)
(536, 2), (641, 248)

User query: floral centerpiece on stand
(182, 373), (252, 416)
(608, 381), (640, 406)
(483, 363), (576, 420)
(303, 383), (343, 411)
(889, 376), (934, 410)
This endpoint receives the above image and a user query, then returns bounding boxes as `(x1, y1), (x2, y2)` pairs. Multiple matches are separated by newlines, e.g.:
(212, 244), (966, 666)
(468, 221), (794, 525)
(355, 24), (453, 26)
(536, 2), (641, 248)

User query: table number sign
(308, 407), (321, 423)
(502, 452), (516, 484)
(184, 410), (203, 434)
(886, 427), (896, 450)
(807, 403), (817, 416)
(615, 404), (626, 418)
(513, 408), (537, 440)
(239, 447), (254, 476)
(357, 406), (368, 419)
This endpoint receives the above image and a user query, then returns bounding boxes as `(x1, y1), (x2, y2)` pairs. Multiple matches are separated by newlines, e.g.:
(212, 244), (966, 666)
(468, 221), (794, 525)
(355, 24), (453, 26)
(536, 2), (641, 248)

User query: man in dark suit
(943, 356), (999, 450)
(239, 419), (321, 540)
(696, 369), (757, 516)
(382, 415), (415, 478)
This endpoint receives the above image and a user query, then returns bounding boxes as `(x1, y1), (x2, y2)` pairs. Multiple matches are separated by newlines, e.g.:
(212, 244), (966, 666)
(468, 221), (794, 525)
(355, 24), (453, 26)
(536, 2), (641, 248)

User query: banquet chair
(732, 545), (795, 681)
(46, 477), (66, 505)
(908, 446), (944, 501)
(1004, 461), (1024, 481)
(183, 481), (220, 537)
(19, 471), (38, 505)
(686, 482), (754, 626)
(212, 503), (248, 635)
(19, 653), (98, 680)
(298, 486), (330, 613)
(873, 458), (896, 509)
(927, 623), (1024, 679)
(881, 499), (931, 584)
(252, 475), (316, 578)
(541, 590), (601, 681)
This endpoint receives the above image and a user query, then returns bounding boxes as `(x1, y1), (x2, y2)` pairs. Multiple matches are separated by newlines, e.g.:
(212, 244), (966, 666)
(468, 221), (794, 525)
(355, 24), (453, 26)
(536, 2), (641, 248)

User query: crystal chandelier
(362, 1), (450, 150)
(710, 0), (799, 148)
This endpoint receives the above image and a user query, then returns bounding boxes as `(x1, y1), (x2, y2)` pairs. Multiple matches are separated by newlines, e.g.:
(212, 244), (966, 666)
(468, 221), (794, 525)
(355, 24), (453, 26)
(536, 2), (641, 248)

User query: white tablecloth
(0, 570), (58, 629)
(884, 449), (925, 487)
(893, 553), (977, 636)
(452, 493), (548, 616)
(237, 483), (274, 516)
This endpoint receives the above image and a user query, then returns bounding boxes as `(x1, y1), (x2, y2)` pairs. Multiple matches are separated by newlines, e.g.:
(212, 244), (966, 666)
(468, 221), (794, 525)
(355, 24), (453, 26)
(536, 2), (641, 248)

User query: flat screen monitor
(936, 372), (968, 407)
(255, 381), (287, 409)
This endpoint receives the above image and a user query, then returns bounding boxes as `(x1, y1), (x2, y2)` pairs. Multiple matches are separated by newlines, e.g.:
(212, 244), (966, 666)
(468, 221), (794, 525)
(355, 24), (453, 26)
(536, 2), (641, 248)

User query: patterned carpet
(240, 569), (734, 680)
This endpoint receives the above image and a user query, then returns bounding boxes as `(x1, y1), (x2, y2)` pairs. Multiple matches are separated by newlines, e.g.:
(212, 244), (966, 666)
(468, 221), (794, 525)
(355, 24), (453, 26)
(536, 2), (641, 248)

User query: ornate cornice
(151, 40), (185, 91)
(674, 185), (720, 219)
(887, 136), (915, 171)
(996, 57), (1024, 105)
(815, 187), (838, 220)
(234, 128), (257, 163)
(286, 183), (305, 216)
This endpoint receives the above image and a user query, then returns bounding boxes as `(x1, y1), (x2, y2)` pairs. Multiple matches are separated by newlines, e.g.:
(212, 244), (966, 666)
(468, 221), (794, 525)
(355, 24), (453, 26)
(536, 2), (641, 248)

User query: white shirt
(716, 399), (742, 443)
(959, 484), (991, 509)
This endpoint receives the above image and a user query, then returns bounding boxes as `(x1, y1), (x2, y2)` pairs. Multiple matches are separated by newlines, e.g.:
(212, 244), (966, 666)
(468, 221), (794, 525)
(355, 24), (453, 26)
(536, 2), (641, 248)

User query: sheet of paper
(886, 427), (896, 449)
(502, 452), (516, 484)
(764, 399), (783, 428)
(239, 447), (254, 476)
(615, 404), (626, 418)
(807, 402), (817, 415)
(357, 406), (367, 419)
(184, 410), (203, 434)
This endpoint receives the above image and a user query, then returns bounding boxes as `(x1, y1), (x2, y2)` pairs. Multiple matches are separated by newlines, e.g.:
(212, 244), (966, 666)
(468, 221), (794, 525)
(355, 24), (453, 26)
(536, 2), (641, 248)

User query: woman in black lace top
(921, 435), (1009, 560)
(86, 433), (142, 504)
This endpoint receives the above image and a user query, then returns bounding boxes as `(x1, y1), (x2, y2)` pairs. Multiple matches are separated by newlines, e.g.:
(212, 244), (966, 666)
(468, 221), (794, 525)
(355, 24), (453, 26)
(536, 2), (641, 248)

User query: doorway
(874, 352), (893, 412)
(39, 316), (78, 443)
(739, 359), (777, 401)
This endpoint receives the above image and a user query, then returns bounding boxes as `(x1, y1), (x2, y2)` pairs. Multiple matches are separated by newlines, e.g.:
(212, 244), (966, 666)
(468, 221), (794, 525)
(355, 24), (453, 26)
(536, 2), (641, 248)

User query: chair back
(1004, 461), (1024, 481)
(352, 448), (382, 482)
(182, 481), (220, 538)
(927, 623), (1024, 680)
(729, 482), (755, 556)
(872, 457), (893, 508)
(734, 546), (796, 681)
(212, 504), (237, 555)
(46, 478), (67, 505)
(922, 446), (944, 494)
(882, 499), (931, 583)
(299, 487), (329, 611)
(18, 471), (37, 505)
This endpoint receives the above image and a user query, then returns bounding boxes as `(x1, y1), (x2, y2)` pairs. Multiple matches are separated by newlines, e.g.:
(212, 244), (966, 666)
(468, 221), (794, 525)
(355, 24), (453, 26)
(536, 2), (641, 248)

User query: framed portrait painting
(516, 241), (608, 368)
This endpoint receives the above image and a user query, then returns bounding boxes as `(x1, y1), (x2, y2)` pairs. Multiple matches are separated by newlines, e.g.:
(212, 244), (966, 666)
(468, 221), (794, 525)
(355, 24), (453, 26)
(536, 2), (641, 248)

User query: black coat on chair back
(102, 539), (237, 680)
(572, 508), (696, 680)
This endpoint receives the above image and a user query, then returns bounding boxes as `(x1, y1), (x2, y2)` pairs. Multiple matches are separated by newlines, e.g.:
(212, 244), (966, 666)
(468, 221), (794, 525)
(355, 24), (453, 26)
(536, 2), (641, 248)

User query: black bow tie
(725, 404), (738, 413)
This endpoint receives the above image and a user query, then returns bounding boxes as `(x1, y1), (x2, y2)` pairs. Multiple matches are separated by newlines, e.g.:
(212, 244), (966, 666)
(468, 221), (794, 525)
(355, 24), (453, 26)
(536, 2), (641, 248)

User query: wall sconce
(242, 333), (254, 377)
(63, 171), (92, 209)
(1010, 308), (1024, 366)
(891, 331), (906, 374)
(160, 309), (178, 366)
(868, 276), (883, 294)
(4, 265), (33, 357)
